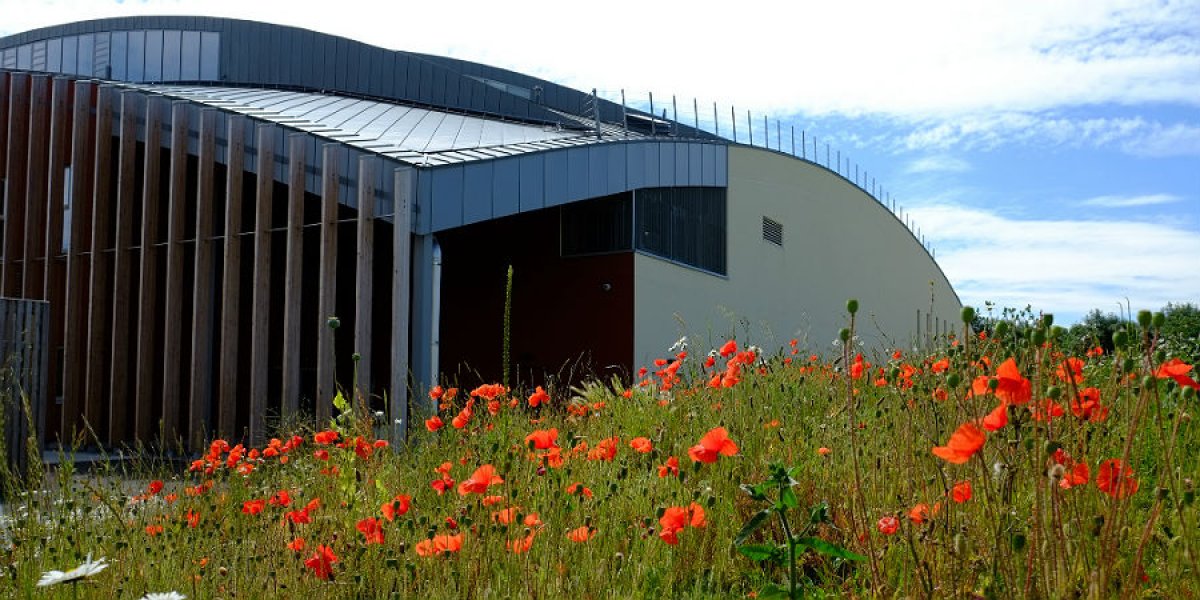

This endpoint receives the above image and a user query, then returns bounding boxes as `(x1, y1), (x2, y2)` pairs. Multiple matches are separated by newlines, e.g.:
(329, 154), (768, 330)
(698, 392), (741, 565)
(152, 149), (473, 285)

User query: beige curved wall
(633, 145), (962, 363)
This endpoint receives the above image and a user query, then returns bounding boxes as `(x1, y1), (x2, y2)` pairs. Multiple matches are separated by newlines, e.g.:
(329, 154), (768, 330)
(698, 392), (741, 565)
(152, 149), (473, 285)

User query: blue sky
(3, 0), (1197, 323)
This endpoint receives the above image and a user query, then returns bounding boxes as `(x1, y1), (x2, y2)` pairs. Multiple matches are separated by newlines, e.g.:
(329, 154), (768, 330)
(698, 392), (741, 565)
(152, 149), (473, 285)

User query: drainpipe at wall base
(429, 237), (442, 412)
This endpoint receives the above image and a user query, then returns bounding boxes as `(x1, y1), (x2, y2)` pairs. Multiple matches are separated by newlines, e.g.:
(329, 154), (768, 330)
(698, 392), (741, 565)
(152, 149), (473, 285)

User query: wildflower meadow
(2, 303), (1198, 598)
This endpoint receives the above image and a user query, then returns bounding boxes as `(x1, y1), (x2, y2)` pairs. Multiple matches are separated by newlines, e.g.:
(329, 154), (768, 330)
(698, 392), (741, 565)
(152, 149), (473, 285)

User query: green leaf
(332, 390), (350, 414)
(740, 483), (768, 502)
(809, 501), (831, 525)
(736, 544), (783, 563)
(734, 509), (773, 545)
(780, 487), (800, 509)
(796, 537), (866, 561)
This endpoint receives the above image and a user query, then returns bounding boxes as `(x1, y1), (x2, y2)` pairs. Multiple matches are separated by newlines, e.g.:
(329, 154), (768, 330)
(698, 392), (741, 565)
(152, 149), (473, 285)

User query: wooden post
(248, 124), (275, 445)
(84, 85), (115, 440)
(134, 96), (163, 441)
(316, 144), (339, 422)
(22, 74), (51, 299)
(62, 81), (95, 437)
(2, 72), (30, 297)
(161, 102), (189, 445)
(188, 109), (217, 450)
(43, 77), (70, 303)
(108, 90), (139, 443)
(390, 168), (413, 444)
(280, 134), (306, 418)
(354, 156), (375, 406)
(0, 72), (9, 181)
(217, 116), (245, 438)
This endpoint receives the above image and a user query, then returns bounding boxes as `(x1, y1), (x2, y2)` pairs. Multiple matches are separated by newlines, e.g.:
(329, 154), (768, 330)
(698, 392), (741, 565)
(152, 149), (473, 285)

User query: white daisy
(141, 592), (187, 600)
(36, 553), (109, 586)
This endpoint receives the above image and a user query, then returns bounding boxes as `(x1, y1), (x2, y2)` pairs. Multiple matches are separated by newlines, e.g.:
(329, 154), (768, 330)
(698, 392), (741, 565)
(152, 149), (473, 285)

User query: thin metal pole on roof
(762, 114), (768, 148)
(776, 120), (781, 152)
(801, 130), (806, 159)
(592, 88), (601, 138)
(855, 164), (859, 186)
(649, 92), (656, 136)
(713, 102), (719, 137)
(621, 89), (628, 137)
(837, 150), (841, 175)
(872, 177), (876, 197)
(791, 126), (795, 156)
(731, 105), (737, 142)
(672, 95), (678, 128)
(747, 110), (753, 146)
(693, 98), (699, 135)
(825, 143), (830, 168)
(813, 136), (818, 162)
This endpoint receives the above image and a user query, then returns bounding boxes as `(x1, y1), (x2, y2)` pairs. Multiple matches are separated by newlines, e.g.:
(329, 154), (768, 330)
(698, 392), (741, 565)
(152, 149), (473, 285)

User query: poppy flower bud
(1157, 487), (1170, 500)
(1183, 387), (1196, 401)
(987, 378), (999, 392)
(1137, 310), (1153, 329)
(1183, 480), (1194, 506)
(326, 316), (340, 329)
(947, 373), (961, 388)
(1045, 440), (1062, 456)
(1046, 386), (1062, 400)
(352, 352), (362, 362)
(961, 306), (976, 324)
(1010, 532), (1026, 551)
(1122, 357), (1136, 373)
(839, 328), (851, 342)
(1091, 515), (1104, 537)
(1113, 330), (1129, 347)
(1152, 312), (1165, 329)
(846, 299), (859, 315)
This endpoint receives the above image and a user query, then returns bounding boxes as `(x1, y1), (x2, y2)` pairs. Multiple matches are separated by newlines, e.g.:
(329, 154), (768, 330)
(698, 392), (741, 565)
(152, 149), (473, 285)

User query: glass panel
(92, 31), (109, 78)
(162, 30), (181, 81)
(61, 36), (77, 74)
(199, 31), (219, 81)
(561, 193), (633, 256)
(47, 38), (62, 73)
(1, 48), (15, 69)
(127, 30), (144, 81)
(634, 187), (726, 275)
(110, 31), (127, 80)
(31, 41), (46, 71)
(180, 31), (200, 80)
(17, 44), (31, 69)
(144, 30), (162, 81)
(77, 34), (94, 76)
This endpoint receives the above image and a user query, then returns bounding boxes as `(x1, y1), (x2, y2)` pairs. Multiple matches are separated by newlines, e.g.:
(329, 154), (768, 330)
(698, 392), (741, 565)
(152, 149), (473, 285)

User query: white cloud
(896, 113), (1200, 156)
(904, 155), (971, 174)
(909, 202), (1200, 322)
(1, 0), (1198, 119)
(1079, 193), (1182, 207)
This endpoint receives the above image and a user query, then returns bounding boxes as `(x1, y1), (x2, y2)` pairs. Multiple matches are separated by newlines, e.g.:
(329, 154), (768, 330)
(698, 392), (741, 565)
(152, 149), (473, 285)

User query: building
(0, 16), (961, 451)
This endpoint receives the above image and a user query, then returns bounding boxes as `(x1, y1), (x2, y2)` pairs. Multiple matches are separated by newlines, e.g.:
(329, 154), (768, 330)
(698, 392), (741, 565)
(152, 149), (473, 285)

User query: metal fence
(0, 298), (49, 478)
(594, 90), (937, 261)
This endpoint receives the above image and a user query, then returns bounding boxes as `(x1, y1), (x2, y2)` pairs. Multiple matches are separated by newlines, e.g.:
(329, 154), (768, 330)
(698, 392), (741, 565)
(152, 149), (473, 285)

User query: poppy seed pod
(839, 328), (851, 342)
(1152, 312), (1165, 329)
(1138, 310), (1153, 329)
(947, 373), (961, 388)
(846, 299), (859, 315)
(994, 321), (1009, 338)
(961, 306), (976, 324)
(1042, 314), (1054, 328)
(326, 316), (340, 329)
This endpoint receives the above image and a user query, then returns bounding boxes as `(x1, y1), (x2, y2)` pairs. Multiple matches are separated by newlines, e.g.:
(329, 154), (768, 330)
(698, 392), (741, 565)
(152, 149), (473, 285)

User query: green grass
(2, 307), (1198, 599)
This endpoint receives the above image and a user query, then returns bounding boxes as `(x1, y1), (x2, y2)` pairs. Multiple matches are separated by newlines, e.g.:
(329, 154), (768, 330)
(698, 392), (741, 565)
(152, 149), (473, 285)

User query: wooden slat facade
(0, 70), (415, 452)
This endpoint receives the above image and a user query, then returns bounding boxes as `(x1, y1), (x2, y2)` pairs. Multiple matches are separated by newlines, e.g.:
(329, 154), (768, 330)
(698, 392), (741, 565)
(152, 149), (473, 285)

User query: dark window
(560, 193), (632, 256)
(635, 187), (726, 274)
(763, 216), (783, 246)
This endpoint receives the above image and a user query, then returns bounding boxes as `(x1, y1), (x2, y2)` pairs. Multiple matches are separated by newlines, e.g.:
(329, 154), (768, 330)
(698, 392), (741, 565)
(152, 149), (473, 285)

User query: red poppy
(304, 544), (338, 579)
(528, 386), (550, 407)
(145, 524), (164, 536)
(688, 427), (739, 463)
(629, 437), (654, 453)
(951, 480), (972, 503)
(356, 517), (384, 545)
(719, 339), (738, 357)
(1156, 358), (1200, 389)
(659, 506), (689, 545)
(565, 482), (593, 499)
(524, 513), (543, 527)
(491, 506), (520, 525)
(314, 430), (339, 445)
(877, 516), (899, 535)
(507, 532), (536, 554)
(269, 489), (292, 507)
(457, 464), (504, 496)
(688, 501), (707, 528)
(425, 415), (445, 432)
(567, 526), (595, 543)
(817, 447), (832, 456)
(931, 357), (950, 373)
(451, 407), (472, 429)
(481, 495), (505, 506)
(908, 503), (929, 524)
(470, 383), (508, 400)
(381, 494), (412, 521)
(1031, 399), (1065, 422)
(242, 499), (266, 515)
(1070, 387), (1108, 422)
(525, 428), (559, 450)
(185, 509), (200, 528)
(147, 480), (164, 495)
(313, 449), (330, 461)
(429, 385), (444, 400)
(1060, 461), (1090, 490)
(415, 533), (464, 557)
(931, 422), (985, 464)
(1056, 357), (1085, 384)
(1096, 459), (1139, 499)
(588, 436), (620, 461)
(658, 456), (680, 478)
(981, 401), (1008, 431)
(287, 537), (305, 552)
